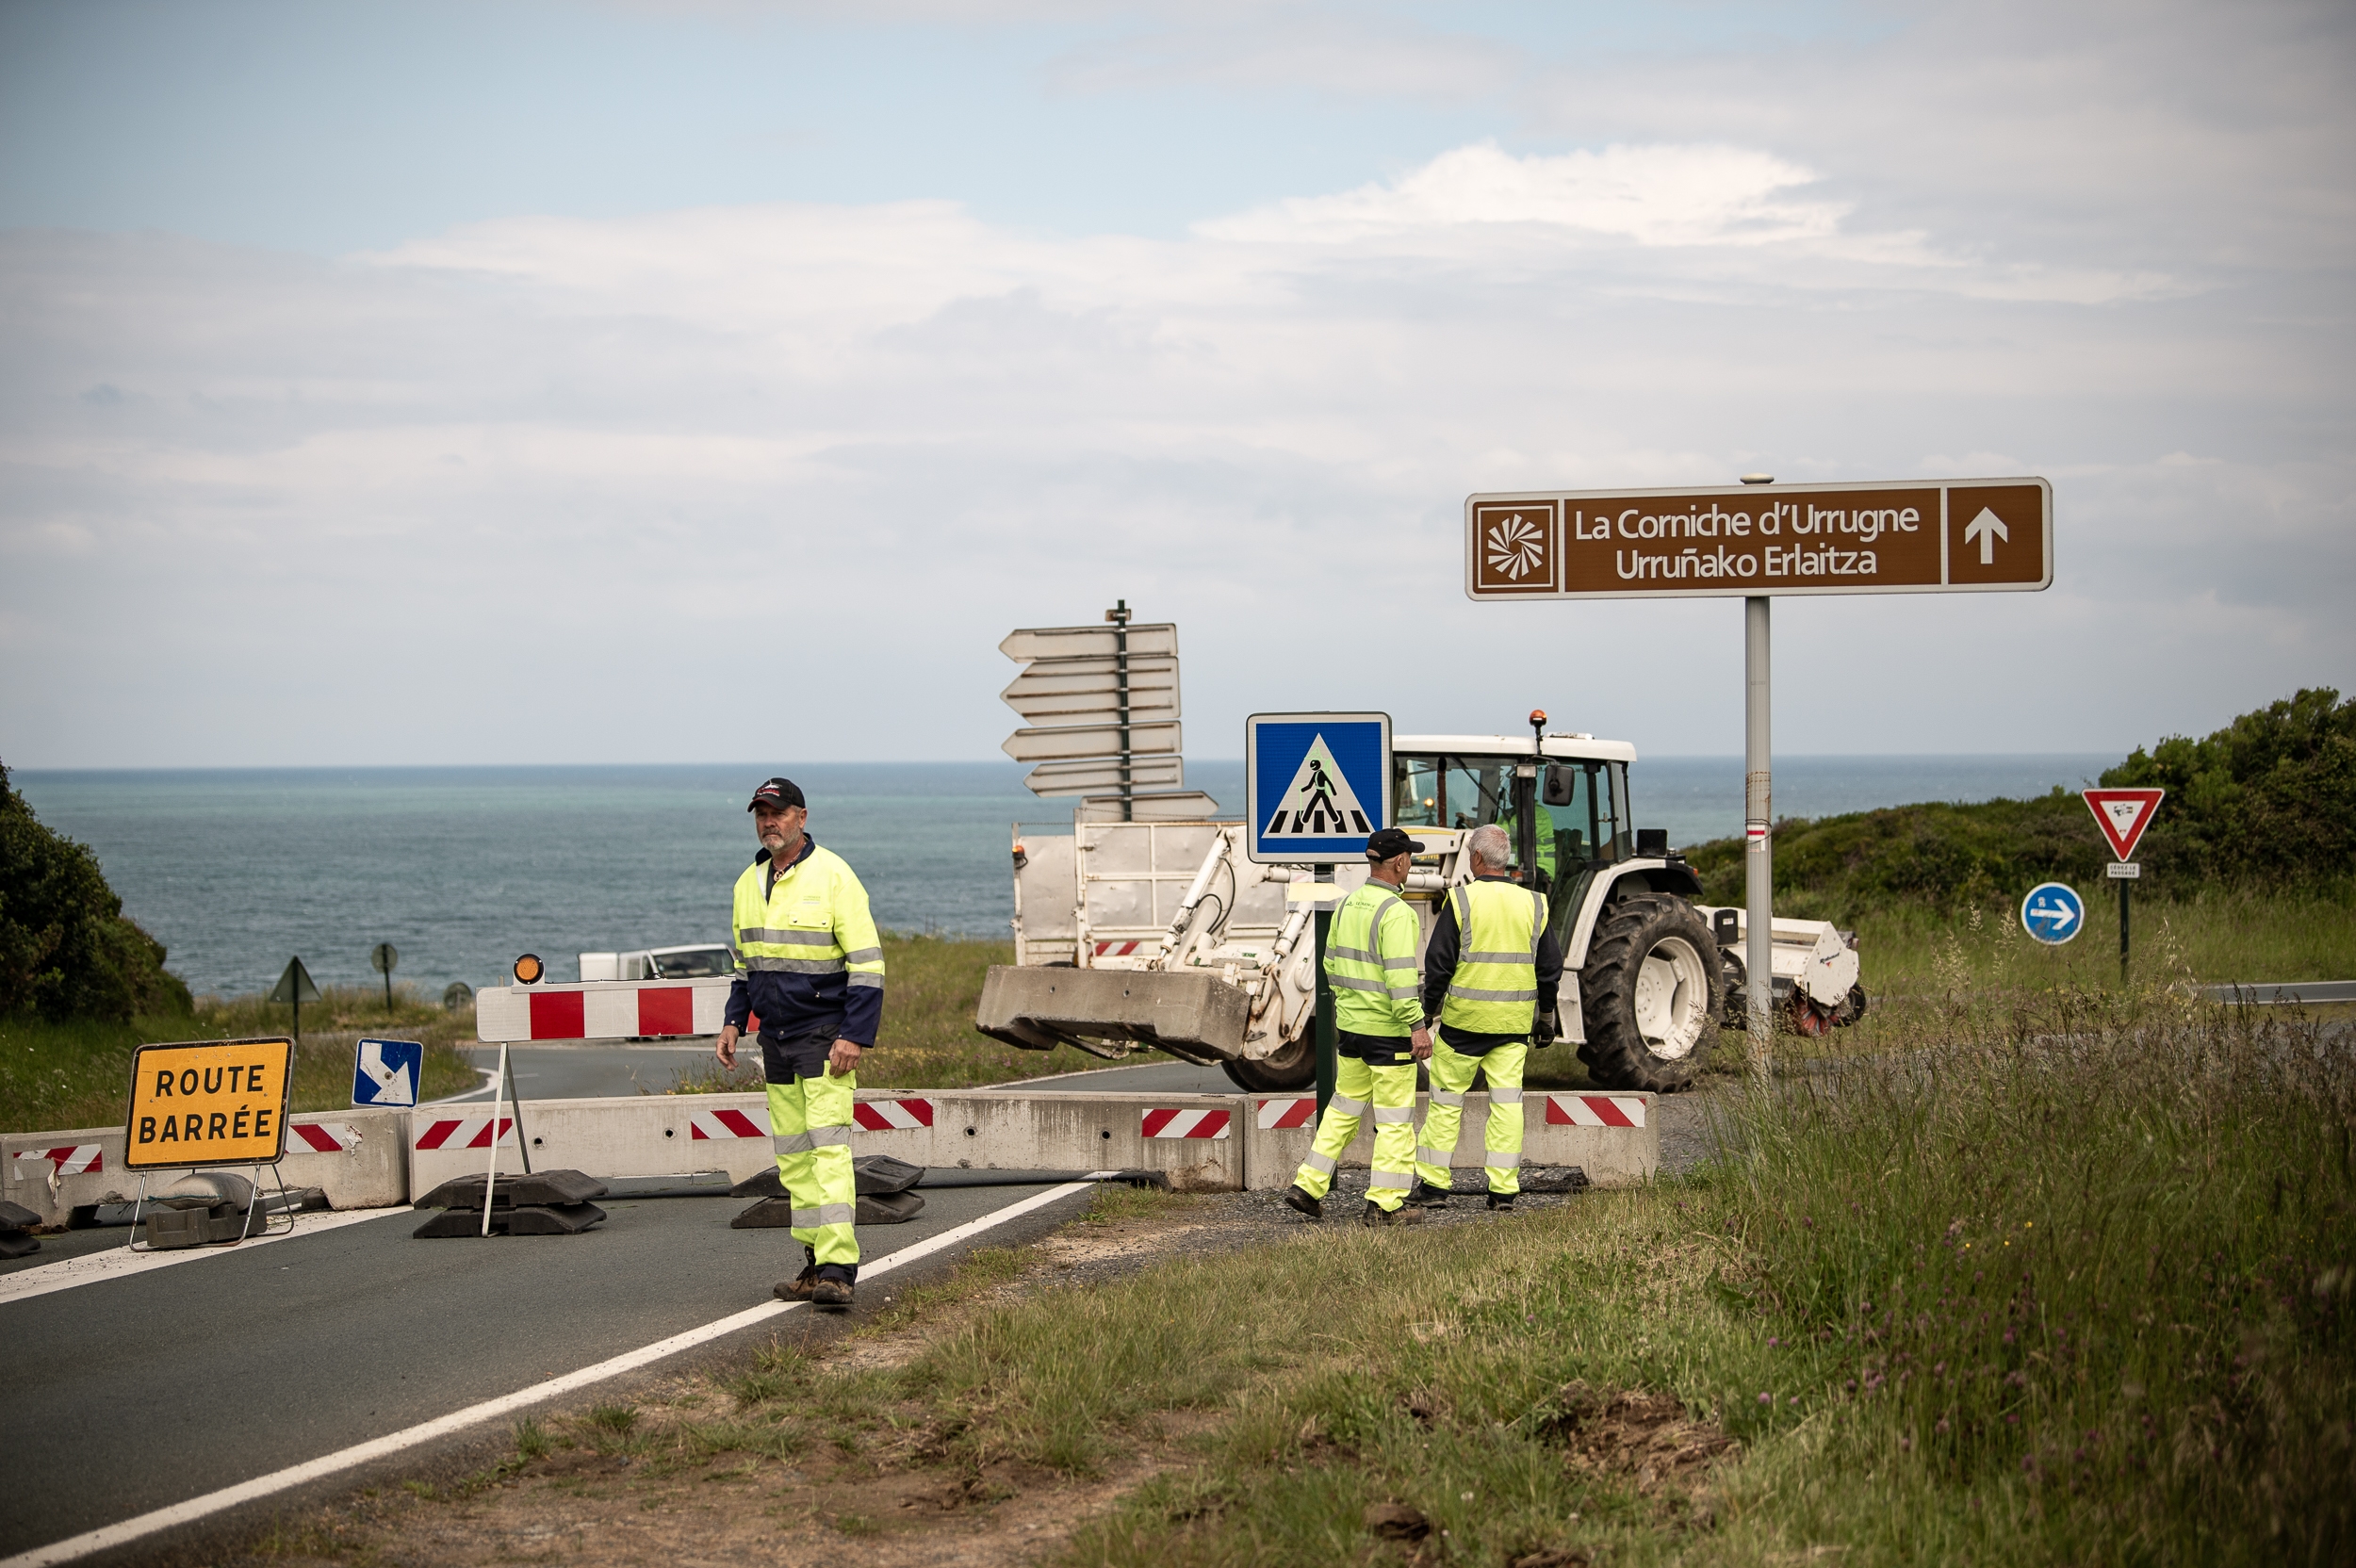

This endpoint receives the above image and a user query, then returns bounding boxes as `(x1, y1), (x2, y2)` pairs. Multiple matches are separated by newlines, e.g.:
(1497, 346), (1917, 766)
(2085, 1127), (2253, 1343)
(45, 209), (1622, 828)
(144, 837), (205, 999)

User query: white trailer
(979, 731), (1861, 1091)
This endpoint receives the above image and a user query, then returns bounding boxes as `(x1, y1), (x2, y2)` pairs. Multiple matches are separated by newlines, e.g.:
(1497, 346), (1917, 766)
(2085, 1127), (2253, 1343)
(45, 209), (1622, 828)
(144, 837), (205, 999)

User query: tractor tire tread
(1579, 894), (1723, 1093)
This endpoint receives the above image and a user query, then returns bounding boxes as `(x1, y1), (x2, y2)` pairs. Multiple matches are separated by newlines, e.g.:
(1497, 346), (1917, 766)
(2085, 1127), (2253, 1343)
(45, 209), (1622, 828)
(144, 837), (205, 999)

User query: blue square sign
(353, 1037), (425, 1108)
(1245, 712), (1392, 863)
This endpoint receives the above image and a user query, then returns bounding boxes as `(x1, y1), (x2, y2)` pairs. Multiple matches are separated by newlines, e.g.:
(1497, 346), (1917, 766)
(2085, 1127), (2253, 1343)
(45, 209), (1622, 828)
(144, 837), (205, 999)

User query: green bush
(0, 761), (190, 1021)
(1685, 689), (2356, 921)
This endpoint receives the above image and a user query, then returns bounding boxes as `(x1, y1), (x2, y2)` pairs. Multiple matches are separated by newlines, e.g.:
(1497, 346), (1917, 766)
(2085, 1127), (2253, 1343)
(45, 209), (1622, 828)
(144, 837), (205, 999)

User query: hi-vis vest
(1438, 878), (1546, 1035)
(1323, 881), (1422, 1037)
(731, 846), (885, 993)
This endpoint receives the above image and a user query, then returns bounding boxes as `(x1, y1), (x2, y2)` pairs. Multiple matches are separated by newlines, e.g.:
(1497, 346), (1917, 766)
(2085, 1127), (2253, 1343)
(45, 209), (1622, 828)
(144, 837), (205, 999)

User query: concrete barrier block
(1240, 1091), (1656, 1190)
(409, 1094), (776, 1192)
(850, 1089), (1242, 1191)
(3, 1108), (414, 1226)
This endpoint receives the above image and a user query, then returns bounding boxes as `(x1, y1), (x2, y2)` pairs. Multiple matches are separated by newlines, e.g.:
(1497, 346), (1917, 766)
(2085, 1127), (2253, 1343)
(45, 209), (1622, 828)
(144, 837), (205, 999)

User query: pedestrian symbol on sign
(2020, 882), (2085, 946)
(1264, 735), (1373, 838)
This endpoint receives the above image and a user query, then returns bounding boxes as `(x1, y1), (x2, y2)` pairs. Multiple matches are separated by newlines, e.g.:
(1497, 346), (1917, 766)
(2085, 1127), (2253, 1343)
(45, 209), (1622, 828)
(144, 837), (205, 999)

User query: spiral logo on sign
(1485, 513), (1546, 580)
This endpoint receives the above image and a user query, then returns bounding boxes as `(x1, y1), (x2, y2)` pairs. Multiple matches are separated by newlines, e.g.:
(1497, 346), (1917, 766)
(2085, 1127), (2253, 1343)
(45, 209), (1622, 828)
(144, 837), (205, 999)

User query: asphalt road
(0, 1179), (1097, 1562)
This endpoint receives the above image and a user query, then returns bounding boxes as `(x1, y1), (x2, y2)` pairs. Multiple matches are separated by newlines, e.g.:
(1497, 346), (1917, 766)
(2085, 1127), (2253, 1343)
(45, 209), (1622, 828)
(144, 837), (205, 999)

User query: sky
(2, 0), (2351, 771)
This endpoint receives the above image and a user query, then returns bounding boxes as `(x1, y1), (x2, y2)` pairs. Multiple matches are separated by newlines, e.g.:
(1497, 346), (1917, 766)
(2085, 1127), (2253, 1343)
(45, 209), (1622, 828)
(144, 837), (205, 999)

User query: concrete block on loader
(974, 965), (1251, 1064)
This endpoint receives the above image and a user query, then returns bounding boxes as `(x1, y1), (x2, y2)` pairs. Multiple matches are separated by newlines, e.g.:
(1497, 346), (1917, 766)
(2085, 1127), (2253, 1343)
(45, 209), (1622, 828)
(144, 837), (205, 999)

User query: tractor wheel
(1579, 895), (1724, 1092)
(1221, 1035), (1315, 1092)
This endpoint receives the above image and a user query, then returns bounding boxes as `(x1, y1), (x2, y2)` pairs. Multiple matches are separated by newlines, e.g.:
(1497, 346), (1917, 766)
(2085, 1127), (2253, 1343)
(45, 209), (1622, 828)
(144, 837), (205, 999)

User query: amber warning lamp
(512, 953), (545, 985)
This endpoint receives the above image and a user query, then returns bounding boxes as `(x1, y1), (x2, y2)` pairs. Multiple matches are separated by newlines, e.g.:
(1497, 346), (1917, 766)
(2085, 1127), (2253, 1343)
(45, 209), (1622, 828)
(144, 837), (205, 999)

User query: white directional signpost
(2083, 787), (2164, 981)
(2021, 882), (2086, 945)
(1001, 602), (1208, 821)
(1246, 712), (1393, 1119)
(1466, 476), (2054, 1070)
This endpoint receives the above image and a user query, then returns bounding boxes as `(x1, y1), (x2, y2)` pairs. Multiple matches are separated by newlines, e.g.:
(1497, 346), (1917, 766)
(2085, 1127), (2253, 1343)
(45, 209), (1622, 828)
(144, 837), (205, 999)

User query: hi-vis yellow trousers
(1415, 1038), (1526, 1196)
(767, 1069), (859, 1267)
(1291, 1055), (1418, 1213)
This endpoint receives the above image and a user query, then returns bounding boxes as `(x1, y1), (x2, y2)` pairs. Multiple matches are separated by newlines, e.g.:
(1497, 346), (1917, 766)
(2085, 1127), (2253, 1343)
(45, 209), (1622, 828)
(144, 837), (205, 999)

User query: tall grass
(1, 984), (479, 1133)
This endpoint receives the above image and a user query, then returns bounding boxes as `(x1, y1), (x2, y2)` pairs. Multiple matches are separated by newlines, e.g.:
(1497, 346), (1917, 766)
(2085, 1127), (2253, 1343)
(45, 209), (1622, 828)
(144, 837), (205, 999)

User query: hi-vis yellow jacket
(723, 838), (885, 1046)
(1322, 881), (1422, 1037)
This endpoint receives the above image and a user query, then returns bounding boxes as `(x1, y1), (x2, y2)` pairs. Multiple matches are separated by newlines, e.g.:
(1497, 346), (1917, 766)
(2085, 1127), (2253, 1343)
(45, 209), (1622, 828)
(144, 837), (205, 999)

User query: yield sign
(2082, 788), (2164, 861)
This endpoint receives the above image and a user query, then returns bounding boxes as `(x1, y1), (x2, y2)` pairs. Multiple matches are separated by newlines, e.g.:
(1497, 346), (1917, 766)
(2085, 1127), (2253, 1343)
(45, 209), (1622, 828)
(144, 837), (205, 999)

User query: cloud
(3, 3), (2351, 768)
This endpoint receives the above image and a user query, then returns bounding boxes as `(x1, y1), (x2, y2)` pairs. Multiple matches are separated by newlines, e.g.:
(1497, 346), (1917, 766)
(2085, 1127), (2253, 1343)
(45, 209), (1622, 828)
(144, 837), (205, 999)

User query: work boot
(1359, 1200), (1426, 1227)
(1485, 1192), (1516, 1213)
(1283, 1184), (1323, 1221)
(774, 1265), (822, 1302)
(810, 1277), (855, 1309)
(1406, 1179), (1452, 1206)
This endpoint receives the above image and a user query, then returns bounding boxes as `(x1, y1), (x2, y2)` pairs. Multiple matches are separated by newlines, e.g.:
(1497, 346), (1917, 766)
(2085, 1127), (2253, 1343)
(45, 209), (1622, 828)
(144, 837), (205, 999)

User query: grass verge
(2, 984), (479, 1134)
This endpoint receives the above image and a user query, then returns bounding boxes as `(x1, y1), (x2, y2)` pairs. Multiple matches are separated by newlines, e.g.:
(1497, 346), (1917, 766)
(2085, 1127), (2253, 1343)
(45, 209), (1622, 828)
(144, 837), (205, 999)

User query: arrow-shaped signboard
(1962, 507), (2009, 565)
(2083, 788), (2164, 862)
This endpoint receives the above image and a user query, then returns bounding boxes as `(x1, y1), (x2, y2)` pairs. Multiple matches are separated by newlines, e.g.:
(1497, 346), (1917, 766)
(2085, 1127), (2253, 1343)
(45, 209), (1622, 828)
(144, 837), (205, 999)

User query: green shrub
(0, 762), (190, 1021)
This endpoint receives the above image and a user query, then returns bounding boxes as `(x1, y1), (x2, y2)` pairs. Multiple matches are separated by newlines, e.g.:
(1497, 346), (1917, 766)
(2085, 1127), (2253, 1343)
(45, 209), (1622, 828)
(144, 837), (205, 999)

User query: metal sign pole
(2119, 878), (2131, 987)
(1744, 596), (1774, 1077)
(1313, 862), (1337, 1121)
(1110, 598), (1133, 822)
(482, 1041), (509, 1236)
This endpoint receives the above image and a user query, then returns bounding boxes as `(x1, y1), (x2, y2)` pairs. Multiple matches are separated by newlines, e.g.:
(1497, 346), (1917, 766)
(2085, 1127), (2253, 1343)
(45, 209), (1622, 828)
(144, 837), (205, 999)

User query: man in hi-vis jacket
(715, 776), (885, 1308)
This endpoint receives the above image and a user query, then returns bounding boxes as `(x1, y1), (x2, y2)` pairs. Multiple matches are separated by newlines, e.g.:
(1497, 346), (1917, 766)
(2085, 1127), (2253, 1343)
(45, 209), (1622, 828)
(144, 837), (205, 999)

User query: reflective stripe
(842, 947), (883, 964)
(773, 1131), (814, 1154)
(1462, 950), (1536, 964)
(847, 972), (883, 989)
(1385, 984), (1420, 1000)
(792, 1203), (857, 1228)
(808, 1124), (851, 1148)
(1302, 1150), (1337, 1175)
(1331, 975), (1387, 995)
(744, 956), (847, 973)
(1429, 1090), (1466, 1107)
(1327, 943), (1379, 963)
(1485, 1151), (1525, 1169)
(1489, 1086), (1525, 1105)
(1373, 1105), (1415, 1124)
(1447, 984), (1539, 1002)
(1369, 1169), (1412, 1189)
(739, 928), (837, 947)
(1417, 1145), (1451, 1165)
(1328, 1093), (1368, 1118)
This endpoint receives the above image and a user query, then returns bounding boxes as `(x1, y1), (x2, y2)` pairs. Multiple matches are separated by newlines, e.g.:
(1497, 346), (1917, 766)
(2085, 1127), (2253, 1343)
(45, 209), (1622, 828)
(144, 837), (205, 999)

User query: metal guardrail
(2201, 980), (2356, 1005)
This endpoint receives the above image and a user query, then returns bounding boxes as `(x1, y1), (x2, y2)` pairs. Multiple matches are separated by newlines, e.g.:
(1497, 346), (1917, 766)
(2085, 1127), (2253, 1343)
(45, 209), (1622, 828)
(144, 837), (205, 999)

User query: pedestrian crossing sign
(1245, 712), (1392, 863)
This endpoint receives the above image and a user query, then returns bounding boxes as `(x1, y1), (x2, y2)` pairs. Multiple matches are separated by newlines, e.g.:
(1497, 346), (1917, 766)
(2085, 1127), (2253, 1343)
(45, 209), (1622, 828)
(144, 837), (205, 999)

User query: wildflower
(1935, 1418), (1950, 1434)
(1790, 1396), (1800, 1406)
(1767, 1337), (1779, 1347)
(1759, 1392), (1772, 1405)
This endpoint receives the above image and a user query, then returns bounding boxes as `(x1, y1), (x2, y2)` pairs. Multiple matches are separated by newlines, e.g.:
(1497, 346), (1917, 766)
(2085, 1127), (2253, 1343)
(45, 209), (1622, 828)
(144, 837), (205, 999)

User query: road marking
(0, 1208), (408, 1309)
(0, 1179), (1104, 1568)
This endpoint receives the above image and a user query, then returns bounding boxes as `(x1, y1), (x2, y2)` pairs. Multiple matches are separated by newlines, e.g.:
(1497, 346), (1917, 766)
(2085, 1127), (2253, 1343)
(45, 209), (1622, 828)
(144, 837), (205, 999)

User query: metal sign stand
(1312, 862), (1337, 1120)
(125, 1162), (295, 1251)
(1108, 598), (1134, 822)
(479, 1042), (534, 1236)
(1744, 594), (1774, 1078)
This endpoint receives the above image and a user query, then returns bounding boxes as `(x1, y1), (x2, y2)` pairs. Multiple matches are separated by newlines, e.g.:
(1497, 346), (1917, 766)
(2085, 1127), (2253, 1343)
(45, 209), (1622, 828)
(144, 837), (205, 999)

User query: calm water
(14, 755), (2114, 998)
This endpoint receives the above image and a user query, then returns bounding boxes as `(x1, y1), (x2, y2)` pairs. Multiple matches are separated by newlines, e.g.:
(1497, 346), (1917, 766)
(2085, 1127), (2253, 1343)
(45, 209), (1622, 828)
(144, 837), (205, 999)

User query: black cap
(746, 776), (806, 811)
(1365, 826), (1426, 859)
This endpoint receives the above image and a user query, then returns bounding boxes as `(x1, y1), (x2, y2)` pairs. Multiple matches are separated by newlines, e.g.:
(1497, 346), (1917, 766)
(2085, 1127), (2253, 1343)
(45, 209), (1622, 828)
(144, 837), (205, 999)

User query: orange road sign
(124, 1037), (296, 1169)
(1464, 478), (2051, 600)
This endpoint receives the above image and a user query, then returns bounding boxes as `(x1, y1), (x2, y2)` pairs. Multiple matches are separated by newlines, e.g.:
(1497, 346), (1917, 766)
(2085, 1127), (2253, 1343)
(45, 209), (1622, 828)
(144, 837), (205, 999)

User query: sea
(12, 756), (2115, 1001)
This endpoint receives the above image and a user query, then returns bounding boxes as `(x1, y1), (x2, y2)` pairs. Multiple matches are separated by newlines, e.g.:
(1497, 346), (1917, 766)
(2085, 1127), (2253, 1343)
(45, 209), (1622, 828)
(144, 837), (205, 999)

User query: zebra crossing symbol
(1264, 736), (1372, 837)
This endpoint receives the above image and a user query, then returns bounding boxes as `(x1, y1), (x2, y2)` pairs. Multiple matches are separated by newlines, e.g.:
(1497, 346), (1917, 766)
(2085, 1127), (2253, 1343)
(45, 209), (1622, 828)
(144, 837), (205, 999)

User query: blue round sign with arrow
(2021, 881), (2086, 945)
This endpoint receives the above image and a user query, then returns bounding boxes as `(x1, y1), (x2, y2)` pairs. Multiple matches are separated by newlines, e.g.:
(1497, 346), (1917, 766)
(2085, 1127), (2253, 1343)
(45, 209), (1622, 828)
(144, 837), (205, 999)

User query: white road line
(0, 1178), (1104, 1568)
(0, 1208), (409, 1308)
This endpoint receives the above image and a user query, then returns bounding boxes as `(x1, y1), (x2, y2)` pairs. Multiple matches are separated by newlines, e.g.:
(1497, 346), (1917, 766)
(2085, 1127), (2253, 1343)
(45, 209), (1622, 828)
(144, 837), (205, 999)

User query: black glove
(1531, 1011), (1557, 1049)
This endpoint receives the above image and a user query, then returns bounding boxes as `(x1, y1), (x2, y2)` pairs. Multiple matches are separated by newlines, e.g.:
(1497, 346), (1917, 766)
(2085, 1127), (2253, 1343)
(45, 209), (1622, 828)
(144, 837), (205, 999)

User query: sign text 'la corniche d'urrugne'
(1465, 479), (2052, 599)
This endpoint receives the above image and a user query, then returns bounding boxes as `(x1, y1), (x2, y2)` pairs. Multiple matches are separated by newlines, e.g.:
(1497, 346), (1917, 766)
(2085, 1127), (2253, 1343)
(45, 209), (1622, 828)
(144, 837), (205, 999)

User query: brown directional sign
(1464, 479), (2051, 600)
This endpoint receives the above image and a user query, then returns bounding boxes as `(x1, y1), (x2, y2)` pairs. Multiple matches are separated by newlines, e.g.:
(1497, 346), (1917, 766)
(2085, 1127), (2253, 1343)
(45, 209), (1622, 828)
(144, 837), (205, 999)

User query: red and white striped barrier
(12, 1145), (103, 1179)
(1091, 939), (1150, 958)
(286, 1123), (362, 1154)
(1142, 1107), (1231, 1139)
(688, 1108), (766, 1141)
(474, 978), (737, 1042)
(1544, 1095), (1646, 1128)
(413, 1116), (517, 1152)
(1256, 1097), (1316, 1130)
(852, 1099), (935, 1132)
